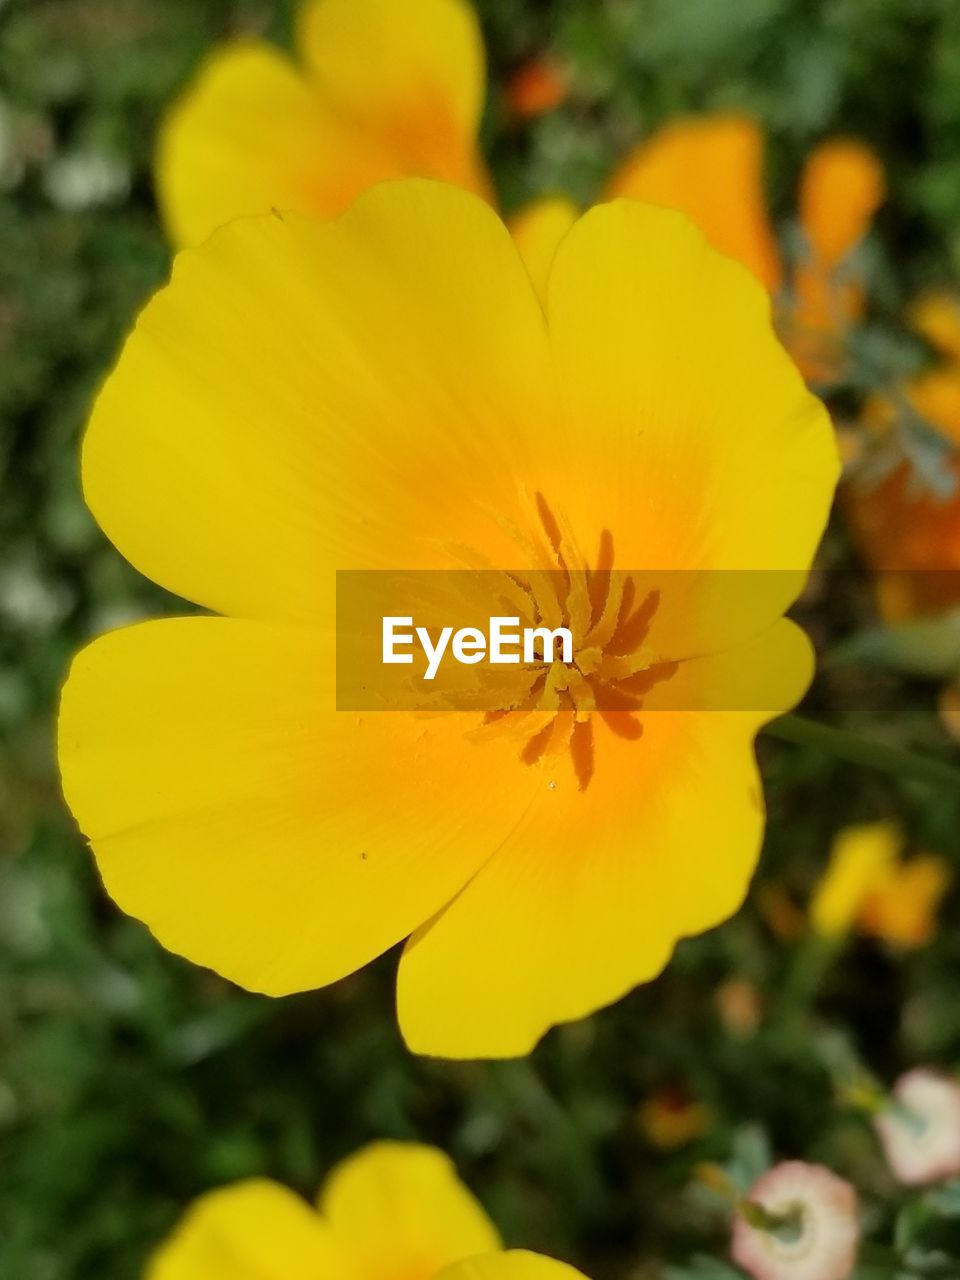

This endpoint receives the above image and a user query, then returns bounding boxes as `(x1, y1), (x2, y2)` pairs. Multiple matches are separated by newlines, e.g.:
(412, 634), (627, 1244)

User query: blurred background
(5, 1), (960, 1276)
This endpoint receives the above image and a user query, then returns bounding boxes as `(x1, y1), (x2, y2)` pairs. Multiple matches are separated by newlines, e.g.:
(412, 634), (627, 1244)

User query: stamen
(608, 586), (660, 655)
(570, 718), (595, 790)
(482, 497), (679, 791)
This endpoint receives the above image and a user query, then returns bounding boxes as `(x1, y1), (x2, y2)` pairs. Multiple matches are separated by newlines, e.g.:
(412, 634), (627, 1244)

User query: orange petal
(844, 438), (960, 622)
(910, 291), (960, 363)
(505, 56), (570, 120)
(605, 114), (782, 292)
(798, 138), (885, 269)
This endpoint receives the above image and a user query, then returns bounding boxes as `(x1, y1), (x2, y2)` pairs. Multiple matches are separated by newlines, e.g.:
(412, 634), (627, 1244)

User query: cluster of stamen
(477, 493), (678, 791)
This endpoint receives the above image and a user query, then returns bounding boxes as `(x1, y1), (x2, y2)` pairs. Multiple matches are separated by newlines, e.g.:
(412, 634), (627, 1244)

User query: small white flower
(43, 149), (129, 211)
(731, 1161), (859, 1280)
(875, 1068), (960, 1186)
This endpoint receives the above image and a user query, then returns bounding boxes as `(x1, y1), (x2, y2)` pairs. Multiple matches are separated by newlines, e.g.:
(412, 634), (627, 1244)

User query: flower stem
(765, 714), (960, 789)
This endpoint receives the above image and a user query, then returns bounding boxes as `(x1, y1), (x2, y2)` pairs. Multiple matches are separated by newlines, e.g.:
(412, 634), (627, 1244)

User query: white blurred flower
(875, 1069), (960, 1186)
(0, 563), (72, 631)
(43, 148), (129, 211)
(731, 1161), (859, 1280)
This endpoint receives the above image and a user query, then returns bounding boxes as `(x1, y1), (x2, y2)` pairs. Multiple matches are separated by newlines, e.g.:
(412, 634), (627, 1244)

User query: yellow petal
(542, 198), (837, 650)
(397, 620), (811, 1059)
(58, 617), (538, 995)
(436, 1254), (588, 1280)
(84, 181), (552, 622)
(605, 115), (782, 292)
(810, 821), (901, 938)
(156, 0), (491, 249)
(297, 0), (489, 197)
(147, 1180), (347, 1280)
(508, 196), (579, 307)
(798, 139), (885, 269)
(156, 41), (386, 248)
(319, 1143), (500, 1280)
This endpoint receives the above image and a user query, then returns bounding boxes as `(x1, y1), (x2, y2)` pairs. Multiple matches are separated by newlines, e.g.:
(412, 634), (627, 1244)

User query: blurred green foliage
(5, 1), (960, 1277)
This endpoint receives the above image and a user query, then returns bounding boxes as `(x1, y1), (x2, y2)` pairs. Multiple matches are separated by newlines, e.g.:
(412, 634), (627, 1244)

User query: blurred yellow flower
(606, 116), (885, 386)
(58, 180), (837, 1058)
(149, 1141), (503, 1280)
(715, 977), (763, 1038)
(638, 1088), (713, 1150)
(811, 822), (951, 946)
(149, 1143), (589, 1280)
(859, 854), (952, 948)
(157, 0), (490, 247)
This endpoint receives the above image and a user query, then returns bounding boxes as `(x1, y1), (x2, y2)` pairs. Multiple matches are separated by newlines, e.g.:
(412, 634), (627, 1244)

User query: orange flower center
(479, 493), (678, 790)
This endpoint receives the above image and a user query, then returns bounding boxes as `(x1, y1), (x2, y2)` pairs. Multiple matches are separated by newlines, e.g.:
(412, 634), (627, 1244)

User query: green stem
(485, 1060), (604, 1214)
(775, 933), (841, 1031)
(765, 714), (960, 790)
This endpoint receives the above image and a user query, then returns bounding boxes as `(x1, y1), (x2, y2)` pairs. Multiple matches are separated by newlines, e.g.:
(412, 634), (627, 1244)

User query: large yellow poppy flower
(58, 180), (838, 1059)
(148, 1141), (504, 1280)
(158, 0), (490, 247)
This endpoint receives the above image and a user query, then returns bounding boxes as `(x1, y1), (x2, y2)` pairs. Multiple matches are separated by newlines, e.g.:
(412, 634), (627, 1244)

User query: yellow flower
(810, 823), (897, 938)
(148, 1141), (505, 1280)
(514, 115), (884, 387)
(157, 0), (490, 247)
(58, 180), (837, 1059)
(859, 854), (952, 948)
(638, 1088), (713, 1150)
(811, 822), (951, 947)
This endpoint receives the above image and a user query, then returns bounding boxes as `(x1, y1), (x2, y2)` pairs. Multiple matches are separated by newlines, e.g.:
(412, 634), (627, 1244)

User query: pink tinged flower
(731, 1161), (860, 1280)
(875, 1069), (960, 1186)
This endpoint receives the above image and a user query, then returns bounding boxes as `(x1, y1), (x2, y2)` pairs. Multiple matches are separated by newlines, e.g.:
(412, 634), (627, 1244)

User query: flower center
(742, 1198), (808, 1253)
(477, 493), (678, 791)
